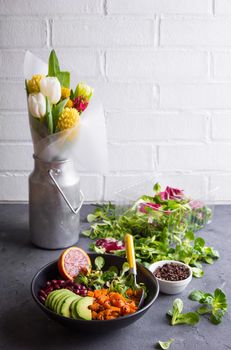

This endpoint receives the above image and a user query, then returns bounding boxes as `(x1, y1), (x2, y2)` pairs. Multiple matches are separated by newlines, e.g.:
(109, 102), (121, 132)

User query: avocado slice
(70, 296), (83, 319)
(60, 295), (79, 318)
(51, 290), (73, 311)
(76, 297), (94, 321)
(45, 290), (60, 308)
(55, 294), (70, 313)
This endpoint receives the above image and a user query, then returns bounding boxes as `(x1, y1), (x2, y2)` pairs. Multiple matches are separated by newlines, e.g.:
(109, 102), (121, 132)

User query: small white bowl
(149, 260), (192, 295)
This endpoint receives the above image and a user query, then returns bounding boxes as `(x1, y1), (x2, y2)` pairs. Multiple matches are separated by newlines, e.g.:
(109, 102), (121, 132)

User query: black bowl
(31, 253), (159, 331)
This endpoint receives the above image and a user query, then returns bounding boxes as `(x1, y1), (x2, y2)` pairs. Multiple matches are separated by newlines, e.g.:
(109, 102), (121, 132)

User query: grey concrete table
(0, 204), (230, 350)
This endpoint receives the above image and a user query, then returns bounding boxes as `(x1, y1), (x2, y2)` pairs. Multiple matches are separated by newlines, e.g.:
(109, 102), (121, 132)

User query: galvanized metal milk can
(29, 156), (84, 249)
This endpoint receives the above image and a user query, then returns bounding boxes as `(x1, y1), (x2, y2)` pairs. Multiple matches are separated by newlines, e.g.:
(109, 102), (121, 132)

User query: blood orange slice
(58, 246), (91, 280)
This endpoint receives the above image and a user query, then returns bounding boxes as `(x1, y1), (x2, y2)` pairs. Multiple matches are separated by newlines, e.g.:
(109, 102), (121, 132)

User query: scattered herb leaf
(158, 338), (174, 349)
(167, 298), (200, 326)
(189, 288), (228, 325)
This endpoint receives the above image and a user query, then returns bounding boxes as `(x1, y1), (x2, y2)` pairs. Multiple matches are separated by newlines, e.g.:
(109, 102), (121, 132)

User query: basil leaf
(45, 97), (53, 133)
(48, 49), (60, 76)
(57, 71), (70, 88)
(158, 339), (174, 349)
(52, 98), (68, 130)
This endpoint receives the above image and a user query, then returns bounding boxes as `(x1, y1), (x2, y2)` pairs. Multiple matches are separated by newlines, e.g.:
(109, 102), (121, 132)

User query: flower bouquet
(25, 50), (93, 161)
(24, 50), (107, 249)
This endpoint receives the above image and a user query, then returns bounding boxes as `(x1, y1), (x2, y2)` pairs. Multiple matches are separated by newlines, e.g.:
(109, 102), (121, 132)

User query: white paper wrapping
(24, 51), (108, 173)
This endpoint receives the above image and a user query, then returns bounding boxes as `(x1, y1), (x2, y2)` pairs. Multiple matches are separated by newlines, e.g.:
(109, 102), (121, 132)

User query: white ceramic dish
(148, 260), (192, 295)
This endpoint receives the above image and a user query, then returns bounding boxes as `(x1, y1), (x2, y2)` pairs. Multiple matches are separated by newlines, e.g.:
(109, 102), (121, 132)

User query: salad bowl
(31, 253), (159, 331)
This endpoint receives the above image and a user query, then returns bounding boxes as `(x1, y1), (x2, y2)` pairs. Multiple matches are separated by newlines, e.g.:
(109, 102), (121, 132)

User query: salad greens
(74, 257), (145, 297)
(189, 288), (228, 324)
(83, 184), (218, 274)
(167, 298), (200, 326)
(158, 339), (174, 349)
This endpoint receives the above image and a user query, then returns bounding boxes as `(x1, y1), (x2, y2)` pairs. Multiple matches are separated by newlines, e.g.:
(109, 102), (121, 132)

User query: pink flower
(73, 96), (89, 114)
(159, 186), (184, 201)
(139, 202), (161, 214)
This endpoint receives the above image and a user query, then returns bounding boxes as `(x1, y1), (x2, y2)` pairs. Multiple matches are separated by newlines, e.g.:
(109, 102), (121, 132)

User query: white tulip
(40, 77), (61, 104)
(28, 93), (46, 118)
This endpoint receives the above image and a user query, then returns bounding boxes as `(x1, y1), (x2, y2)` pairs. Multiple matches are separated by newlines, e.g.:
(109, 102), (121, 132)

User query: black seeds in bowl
(154, 263), (190, 281)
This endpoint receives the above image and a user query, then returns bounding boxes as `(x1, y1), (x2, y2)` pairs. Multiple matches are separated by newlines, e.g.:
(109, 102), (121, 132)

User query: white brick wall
(0, 0), (231, 202)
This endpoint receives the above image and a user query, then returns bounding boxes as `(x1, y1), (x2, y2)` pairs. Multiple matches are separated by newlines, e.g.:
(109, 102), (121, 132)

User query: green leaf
(189, 288), (228, 325)
(168, 298), (200, 326)
(213, 288), (228, 311)
(173, 298), (183, 314)
(189, 290), (204, 301)
(72, 85), (78, 100)
(204, 257), (214, 264)
(121, 262), (130, 276)
(45, 97), (53, 133)
(92, 245), (105, 254)
(194, 237), (205, 249)
(82, 229), (91, 237)
(57, 71), (70, 88)
(154, 183), (161, 193)
(108, 266), (119, 274)
(201, 293), (214, 305)
(94, 256), (105, 270)
(52, 98), (68, 130)
(70, 89), (75, 100)
(48, 49), (60, 76)
(174, 312), (200, 326)
(158, 339), (174, 349)
(185, 231), (195, 241)
(197, 306), (211, 315)
(192, 267), (204, 278)
(87, 214), (97, 223)
(210, 309), (226, 325)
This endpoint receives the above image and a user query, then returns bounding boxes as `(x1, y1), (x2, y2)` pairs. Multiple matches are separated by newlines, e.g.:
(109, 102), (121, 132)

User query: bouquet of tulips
(25, 50), (94, 162)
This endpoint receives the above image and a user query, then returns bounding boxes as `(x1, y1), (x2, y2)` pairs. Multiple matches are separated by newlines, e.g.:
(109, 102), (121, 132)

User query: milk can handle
(48, 169), (84, 215)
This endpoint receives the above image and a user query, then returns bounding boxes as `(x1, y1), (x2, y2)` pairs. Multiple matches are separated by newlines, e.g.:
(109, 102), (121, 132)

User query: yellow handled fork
(125, 233), (145, 308)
